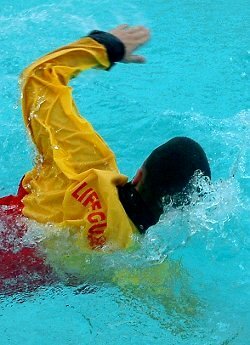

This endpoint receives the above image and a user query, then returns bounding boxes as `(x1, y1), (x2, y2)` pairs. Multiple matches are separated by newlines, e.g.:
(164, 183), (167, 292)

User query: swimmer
(0, 25), (210, 292)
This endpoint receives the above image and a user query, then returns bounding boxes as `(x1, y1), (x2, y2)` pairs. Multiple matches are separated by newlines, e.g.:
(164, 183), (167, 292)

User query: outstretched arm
(21, 25), (150, 179)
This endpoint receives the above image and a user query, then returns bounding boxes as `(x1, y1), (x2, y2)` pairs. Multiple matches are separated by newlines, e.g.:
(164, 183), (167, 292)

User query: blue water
(0, 0), (249, 344)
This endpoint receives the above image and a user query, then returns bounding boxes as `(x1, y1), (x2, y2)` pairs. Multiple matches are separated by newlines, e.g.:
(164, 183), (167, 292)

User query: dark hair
(139, 137), (211, 212)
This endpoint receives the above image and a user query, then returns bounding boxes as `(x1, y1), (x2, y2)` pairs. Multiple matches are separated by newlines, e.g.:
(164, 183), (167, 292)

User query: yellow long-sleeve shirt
(21, 37), (137, 250)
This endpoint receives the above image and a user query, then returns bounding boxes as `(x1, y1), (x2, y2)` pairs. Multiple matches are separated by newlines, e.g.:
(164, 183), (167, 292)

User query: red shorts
(0, 180), (54, 294)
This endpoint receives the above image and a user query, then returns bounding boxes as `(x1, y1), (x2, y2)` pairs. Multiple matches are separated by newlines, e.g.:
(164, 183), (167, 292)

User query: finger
(127, 28), (150, 41)
(130, 31), (150, 43)
(125, 55), (146, 63)
(115, 24), (129, 30)
(127, 25), (146, 33)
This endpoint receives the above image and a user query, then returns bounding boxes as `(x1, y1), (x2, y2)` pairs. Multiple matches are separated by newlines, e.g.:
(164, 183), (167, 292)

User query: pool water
(0, 0), (249, 344)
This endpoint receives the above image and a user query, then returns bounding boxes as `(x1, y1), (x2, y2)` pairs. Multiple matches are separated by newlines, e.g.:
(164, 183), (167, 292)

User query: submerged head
(132, 137), (211, 224)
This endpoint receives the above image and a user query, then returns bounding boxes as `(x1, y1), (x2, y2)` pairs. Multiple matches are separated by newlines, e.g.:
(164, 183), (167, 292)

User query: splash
(134, 172), (244, 264)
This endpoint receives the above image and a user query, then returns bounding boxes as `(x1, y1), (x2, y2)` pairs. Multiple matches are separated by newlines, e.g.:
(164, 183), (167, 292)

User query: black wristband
(88, 30), (125, 63)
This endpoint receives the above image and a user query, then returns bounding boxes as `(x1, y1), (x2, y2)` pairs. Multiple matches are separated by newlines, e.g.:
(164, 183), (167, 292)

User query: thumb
(124, 55), (146, 63)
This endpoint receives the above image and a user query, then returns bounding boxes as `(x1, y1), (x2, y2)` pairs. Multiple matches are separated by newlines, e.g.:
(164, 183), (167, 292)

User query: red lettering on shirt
(78, 188), (92, 203)
(72, 181), (87, 200)
(88, 212), (106, 223)
(89, 235), (106, 248)
(88, 222), (107, 234)
(72, 181), (107, 249)
(83, 191), (99, 208)
(91, 200), (102, 211)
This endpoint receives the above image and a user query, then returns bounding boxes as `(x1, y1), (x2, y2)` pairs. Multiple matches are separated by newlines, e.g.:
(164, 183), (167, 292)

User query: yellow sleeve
(21, 37), (118, 180)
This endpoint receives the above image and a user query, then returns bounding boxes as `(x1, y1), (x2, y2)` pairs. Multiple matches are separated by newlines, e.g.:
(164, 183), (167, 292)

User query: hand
(110, 24), (150, 63)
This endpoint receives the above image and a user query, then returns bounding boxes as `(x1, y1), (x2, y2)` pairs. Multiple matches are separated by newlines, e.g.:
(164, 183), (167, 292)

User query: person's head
(132, 137), (211, 222)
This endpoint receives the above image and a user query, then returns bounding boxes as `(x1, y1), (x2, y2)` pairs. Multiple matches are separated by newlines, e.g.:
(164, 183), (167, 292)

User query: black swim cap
(119, 137), (211, 232)
(143, 136), (211, 199)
